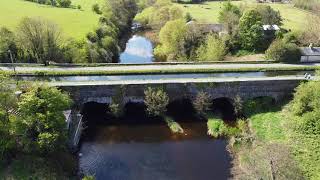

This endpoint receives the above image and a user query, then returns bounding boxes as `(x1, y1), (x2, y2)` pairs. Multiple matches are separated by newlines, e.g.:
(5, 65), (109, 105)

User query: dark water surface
(120, 35), (154, 63)
(79, 122), (231, 180)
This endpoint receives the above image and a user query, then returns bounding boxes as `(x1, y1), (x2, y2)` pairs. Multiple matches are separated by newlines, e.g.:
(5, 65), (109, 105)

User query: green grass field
(0, 0), (102, 39)
(176, 1), (314, 31)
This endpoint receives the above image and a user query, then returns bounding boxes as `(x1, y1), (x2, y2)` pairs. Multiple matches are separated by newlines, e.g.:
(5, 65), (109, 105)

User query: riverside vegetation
(1, 71), (320, 179)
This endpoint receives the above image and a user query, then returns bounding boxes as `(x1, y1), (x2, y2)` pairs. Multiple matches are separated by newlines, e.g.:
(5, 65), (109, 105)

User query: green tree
(0, 73), (17, 161)
(239, 9), (264, 51)
(15, 85), (72, 153)
(0, 27), (18, 63)
(265, 39), (301, 63)
(193, 91), (211, 116)
(144, 87), (169, 116)
(257, 5), (283, 26)
(17, 17), (63, 65)
(196, 34), (226, 61)
(218, 1), (241, 35)
(154, 19), (187, 61)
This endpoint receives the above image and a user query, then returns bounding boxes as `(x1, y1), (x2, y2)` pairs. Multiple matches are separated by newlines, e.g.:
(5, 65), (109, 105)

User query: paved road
(1, 63), (320, 72)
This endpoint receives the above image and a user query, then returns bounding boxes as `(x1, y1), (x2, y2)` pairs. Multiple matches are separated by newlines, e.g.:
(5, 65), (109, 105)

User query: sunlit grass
(0, 0), (101, 39)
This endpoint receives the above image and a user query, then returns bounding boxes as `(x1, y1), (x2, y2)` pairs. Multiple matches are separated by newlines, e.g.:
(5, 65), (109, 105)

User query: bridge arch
(211, 97), (236, 121)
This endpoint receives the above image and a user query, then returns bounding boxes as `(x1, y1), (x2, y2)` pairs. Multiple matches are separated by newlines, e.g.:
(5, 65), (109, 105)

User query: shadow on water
(79, 101), (232, 180)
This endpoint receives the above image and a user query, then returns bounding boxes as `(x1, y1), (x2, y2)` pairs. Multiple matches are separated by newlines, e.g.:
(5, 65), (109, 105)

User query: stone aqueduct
(58, 78), (303, 149)
(58, 78), (303, 109)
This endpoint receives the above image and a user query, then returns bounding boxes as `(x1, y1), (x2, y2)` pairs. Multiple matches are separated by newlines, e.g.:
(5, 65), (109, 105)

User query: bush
(196, 34), (226, 61)
(15, 85), (72, 153)
(57, 0), (71, 8)
(144, 87), (169, 116)
(92, 3), (102, 14)
(193, 91), (211, 116)
(265, 40), (301, 63)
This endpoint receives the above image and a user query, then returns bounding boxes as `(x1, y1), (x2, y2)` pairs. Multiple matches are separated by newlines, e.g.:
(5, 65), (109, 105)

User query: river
(120, 35), (154, 63)
(79, 122), (231, 180)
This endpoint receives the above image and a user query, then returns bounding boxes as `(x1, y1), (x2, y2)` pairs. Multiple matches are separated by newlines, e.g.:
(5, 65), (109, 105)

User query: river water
(79, 122), (231, 180)
(120, 35), (154, 63)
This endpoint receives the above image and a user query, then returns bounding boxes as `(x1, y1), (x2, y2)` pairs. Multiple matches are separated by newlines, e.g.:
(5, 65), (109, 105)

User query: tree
(154, 19), (187, 61)
(239, 9), (264, 51)
(0, 73), (17, 161)
(57, 0), (71, 8)
(193, 91), (211, 116)
(265, 39), (301, 63)
(0, 27), (18, 63)
(196, 34), (226, 61)
(17, 17), (63, 65)
(92, 3), (102, 14)
(15, 85), (72, 153)
(257, 5), (283, 26)
(218, 1), (241, 35)
(144, 87), (169, 116)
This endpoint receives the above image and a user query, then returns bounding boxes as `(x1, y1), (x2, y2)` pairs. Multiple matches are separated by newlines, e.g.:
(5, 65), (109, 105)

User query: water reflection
(120, 35), (154, 63)
(79, 122), (231, 180)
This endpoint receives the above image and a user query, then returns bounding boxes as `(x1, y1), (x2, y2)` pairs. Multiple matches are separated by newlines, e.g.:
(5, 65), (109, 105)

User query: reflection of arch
(211, 97), (236, 121)
(166, 98), (199, 122)
(123, 101), (148, 123)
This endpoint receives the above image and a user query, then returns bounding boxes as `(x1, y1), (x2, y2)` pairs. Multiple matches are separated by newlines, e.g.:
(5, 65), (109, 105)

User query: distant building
(300, 46), (320, 63)
(263, 25), (280, 31)
(186, 21), (226, 36)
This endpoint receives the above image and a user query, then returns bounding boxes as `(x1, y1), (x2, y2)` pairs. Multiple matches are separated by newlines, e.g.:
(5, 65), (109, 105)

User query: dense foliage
(265, 39), (301, 63)
(25, 0), (72, 8)
(144, 87), (169, 116)
(239, 9), (264, 52)
(196, 34), (226, 61)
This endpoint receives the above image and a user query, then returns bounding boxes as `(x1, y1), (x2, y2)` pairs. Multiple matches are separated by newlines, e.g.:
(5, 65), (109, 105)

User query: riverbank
(1, 63), (319, 76)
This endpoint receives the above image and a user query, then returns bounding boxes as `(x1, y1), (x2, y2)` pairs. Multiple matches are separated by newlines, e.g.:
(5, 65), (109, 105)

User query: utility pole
(8, 50), (16, 74)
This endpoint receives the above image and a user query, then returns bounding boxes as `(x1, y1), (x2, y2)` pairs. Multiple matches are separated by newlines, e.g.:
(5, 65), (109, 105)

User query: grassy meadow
(0, 0), (103, 39)
(176, 0), (314, 31)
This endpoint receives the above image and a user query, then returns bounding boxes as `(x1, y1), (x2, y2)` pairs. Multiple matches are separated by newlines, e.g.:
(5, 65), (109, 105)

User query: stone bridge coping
(49, 76), (307, 87)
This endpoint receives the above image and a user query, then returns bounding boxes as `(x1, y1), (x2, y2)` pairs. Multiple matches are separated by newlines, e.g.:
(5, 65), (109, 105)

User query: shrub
(92, 3), (102, 14)
(15, 85), (72, 153)
(265, 40), (301, 63)
(165, 117), (184, 134)
(57, 0), (71, 8)
(144, 87), (169, 116)
(193, 91), (211, 116)
(196, 34), (226, 61)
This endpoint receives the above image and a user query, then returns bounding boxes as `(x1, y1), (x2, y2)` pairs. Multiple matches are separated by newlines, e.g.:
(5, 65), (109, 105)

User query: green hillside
(0, 0), (102, 39)
(176, 1), (314, 31)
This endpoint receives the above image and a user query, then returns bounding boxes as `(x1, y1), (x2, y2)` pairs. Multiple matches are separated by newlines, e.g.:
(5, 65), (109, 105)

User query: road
(1, 63), (320, 73)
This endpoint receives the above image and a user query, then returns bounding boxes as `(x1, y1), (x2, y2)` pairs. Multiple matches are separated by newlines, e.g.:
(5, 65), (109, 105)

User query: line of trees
(25, 0), (72, 8)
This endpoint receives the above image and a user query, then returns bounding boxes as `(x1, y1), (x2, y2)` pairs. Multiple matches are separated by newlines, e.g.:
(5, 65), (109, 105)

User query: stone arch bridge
(56, 77), (304, 108)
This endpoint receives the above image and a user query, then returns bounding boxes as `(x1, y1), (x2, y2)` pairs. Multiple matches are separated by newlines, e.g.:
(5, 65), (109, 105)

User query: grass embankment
(207, 113), (243, 138)
(176, 0), (313, 31)
(0, 0), (101, 39)
(4, 66), (319, 76)
(233, 97), (320, 179)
